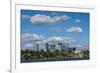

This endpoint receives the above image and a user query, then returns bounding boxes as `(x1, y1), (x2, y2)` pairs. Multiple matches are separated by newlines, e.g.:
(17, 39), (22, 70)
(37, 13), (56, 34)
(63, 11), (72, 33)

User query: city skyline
(21, 9), (90, 50)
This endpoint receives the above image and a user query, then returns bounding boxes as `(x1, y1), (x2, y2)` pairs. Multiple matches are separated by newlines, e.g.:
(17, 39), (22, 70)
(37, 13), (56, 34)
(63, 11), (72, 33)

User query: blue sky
(21, 9), (90, 50)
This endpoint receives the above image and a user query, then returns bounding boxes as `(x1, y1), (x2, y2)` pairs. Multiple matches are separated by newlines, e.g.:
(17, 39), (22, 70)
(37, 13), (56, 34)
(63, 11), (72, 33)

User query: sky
(20, 9), (90, 50)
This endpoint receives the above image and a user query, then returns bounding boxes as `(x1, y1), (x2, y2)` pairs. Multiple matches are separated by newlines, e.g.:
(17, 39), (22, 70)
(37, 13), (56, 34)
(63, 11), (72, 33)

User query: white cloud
(21, 35), (78, 50)
(70, 45), (83, 48)
(30, 14), (70, 24)
(26, 43), (33, 48)
(21, 29), (32, 33)
(47, 37), (63, 42)
(51, 12), (58, 16)
(21, 33), (44, 42)
(75, 19), (81, 23)
(21, 43), (33, 50)
(21, 15), (30, 19)
(41, 36), (76, 43)
(67, 26), (83, 33)
(32, 34), (44, 41)
(37, 36), (76, 44)
(51, 27), (62, 32)
(63, 37), (76, 43)
(75, 45), (83, 48)
(21, 33), (32, 40)
(34, 36), (77, 45)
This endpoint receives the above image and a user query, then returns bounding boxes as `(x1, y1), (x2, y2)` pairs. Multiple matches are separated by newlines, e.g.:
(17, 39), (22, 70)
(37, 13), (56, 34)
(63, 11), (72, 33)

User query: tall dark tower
(66, 43), (69, 52)
(58, 42), (63, 55)
(62, 43), (65, 51)
(36, 44), (39, 56)
(46, 43), (49, 51)
(58, 42), (62, 49)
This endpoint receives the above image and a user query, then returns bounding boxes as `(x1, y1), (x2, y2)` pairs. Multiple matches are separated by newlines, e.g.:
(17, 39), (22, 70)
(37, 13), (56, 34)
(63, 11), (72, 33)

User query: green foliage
(21, 49), (89, 62)
(81, 50), (89, 58)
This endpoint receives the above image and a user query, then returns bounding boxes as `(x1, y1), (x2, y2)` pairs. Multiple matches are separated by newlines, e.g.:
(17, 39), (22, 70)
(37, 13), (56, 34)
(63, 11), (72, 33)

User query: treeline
(21, 49), (89, 62)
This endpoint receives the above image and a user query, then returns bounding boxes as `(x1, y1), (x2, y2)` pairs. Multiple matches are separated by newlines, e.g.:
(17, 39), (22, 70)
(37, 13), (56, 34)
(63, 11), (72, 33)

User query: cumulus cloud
(47, 37), (63, 42)
(32, 34), (44, 40)
(75, 19), (81, 23)
(36, 37), (63, 45)
(21, 34), (78, 50)
(36, 36), (76, 44)
(30, 14), (70, 24)
(21, 29), (32, 33)
(70, 44), (83, 48)
(63, 37), (76, 43)
(21, 15), (30, 19)
(51, 12), (58, 16)
(21, 33), (44, 42)
(21, 14), (70, 24)
(21, 43), (34, 50)
(51, 27), (62, 32)
(67, 26), (83, 33)
(75, 45), (83, 48)
(34, 37), (76, 47)
(21, 33), (32, 40)
(26, 43), (33, 48)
